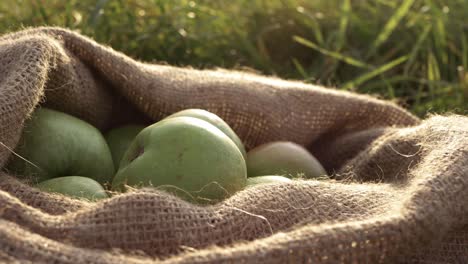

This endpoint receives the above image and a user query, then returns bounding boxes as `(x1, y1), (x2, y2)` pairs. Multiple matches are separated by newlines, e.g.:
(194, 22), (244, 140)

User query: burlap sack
(0, 27), (466, 263)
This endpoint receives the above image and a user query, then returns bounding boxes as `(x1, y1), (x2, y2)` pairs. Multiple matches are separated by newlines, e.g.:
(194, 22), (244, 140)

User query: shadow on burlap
(0, 27), (466, 263)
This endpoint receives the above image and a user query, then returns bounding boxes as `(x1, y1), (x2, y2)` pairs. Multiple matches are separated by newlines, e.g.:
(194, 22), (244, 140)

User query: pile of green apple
(7, 108), (327, 203)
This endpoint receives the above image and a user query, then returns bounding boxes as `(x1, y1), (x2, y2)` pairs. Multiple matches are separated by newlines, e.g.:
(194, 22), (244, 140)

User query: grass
(0, 0), (466, 117)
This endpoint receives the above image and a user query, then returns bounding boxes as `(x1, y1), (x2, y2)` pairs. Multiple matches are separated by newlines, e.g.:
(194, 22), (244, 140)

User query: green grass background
(1, 0), (466, 117)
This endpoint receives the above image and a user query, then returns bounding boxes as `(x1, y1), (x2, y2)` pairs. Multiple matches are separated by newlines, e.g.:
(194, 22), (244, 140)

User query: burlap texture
(0, 27), (466, 263)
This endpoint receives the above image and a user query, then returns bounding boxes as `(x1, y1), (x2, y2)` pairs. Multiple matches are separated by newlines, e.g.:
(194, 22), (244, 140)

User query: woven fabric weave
(0, 27), (467, 263)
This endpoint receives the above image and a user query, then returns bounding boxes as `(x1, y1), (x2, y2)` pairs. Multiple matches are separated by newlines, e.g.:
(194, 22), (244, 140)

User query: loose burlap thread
(0, 27), (467, 263)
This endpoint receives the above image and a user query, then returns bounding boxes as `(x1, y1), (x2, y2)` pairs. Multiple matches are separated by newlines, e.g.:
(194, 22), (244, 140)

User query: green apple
(105, 125), (145, 169)
(8, 108), (115, 184)
(112, 116), (247, 203)
(247, 141), (326, 179)
(246, 175), (292, 187)
(36, 176), (108, 201)
(166, 109), (247, 159)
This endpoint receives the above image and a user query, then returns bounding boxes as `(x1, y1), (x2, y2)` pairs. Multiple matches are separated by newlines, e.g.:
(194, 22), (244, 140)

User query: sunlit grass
(0, 0), (466, 117)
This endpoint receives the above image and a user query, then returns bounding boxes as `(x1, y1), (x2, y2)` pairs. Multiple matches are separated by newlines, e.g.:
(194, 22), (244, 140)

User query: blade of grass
(426, 1), (448, 66)
(292, 58), (308, 79)
(154, 0), (166, 13)
(256, 24), (281, 67)
(462, 31), (468, 69)
(341, 55), (409, 90)
(376, 0), (397, 8)
(427, 51), (440, 100)
(363, 75), (452, 90)
(294, 12), (324, 45)
(414, 82), (424, 111)
(336, 0), (351, 51)
(427, 52), (441, 81)
(293, 36), (371, 69)
(404, 24), (431, 75)
(435, 16), (448, 65)
(64, 1), (73, 28)
(369, 0), (415, 56)
(34, 0), (49, 24)
(381, 76), (395, 99)
(361, 77), (398, 99)
(310, 18), (324, 46)
(235, 30), (272, 72)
